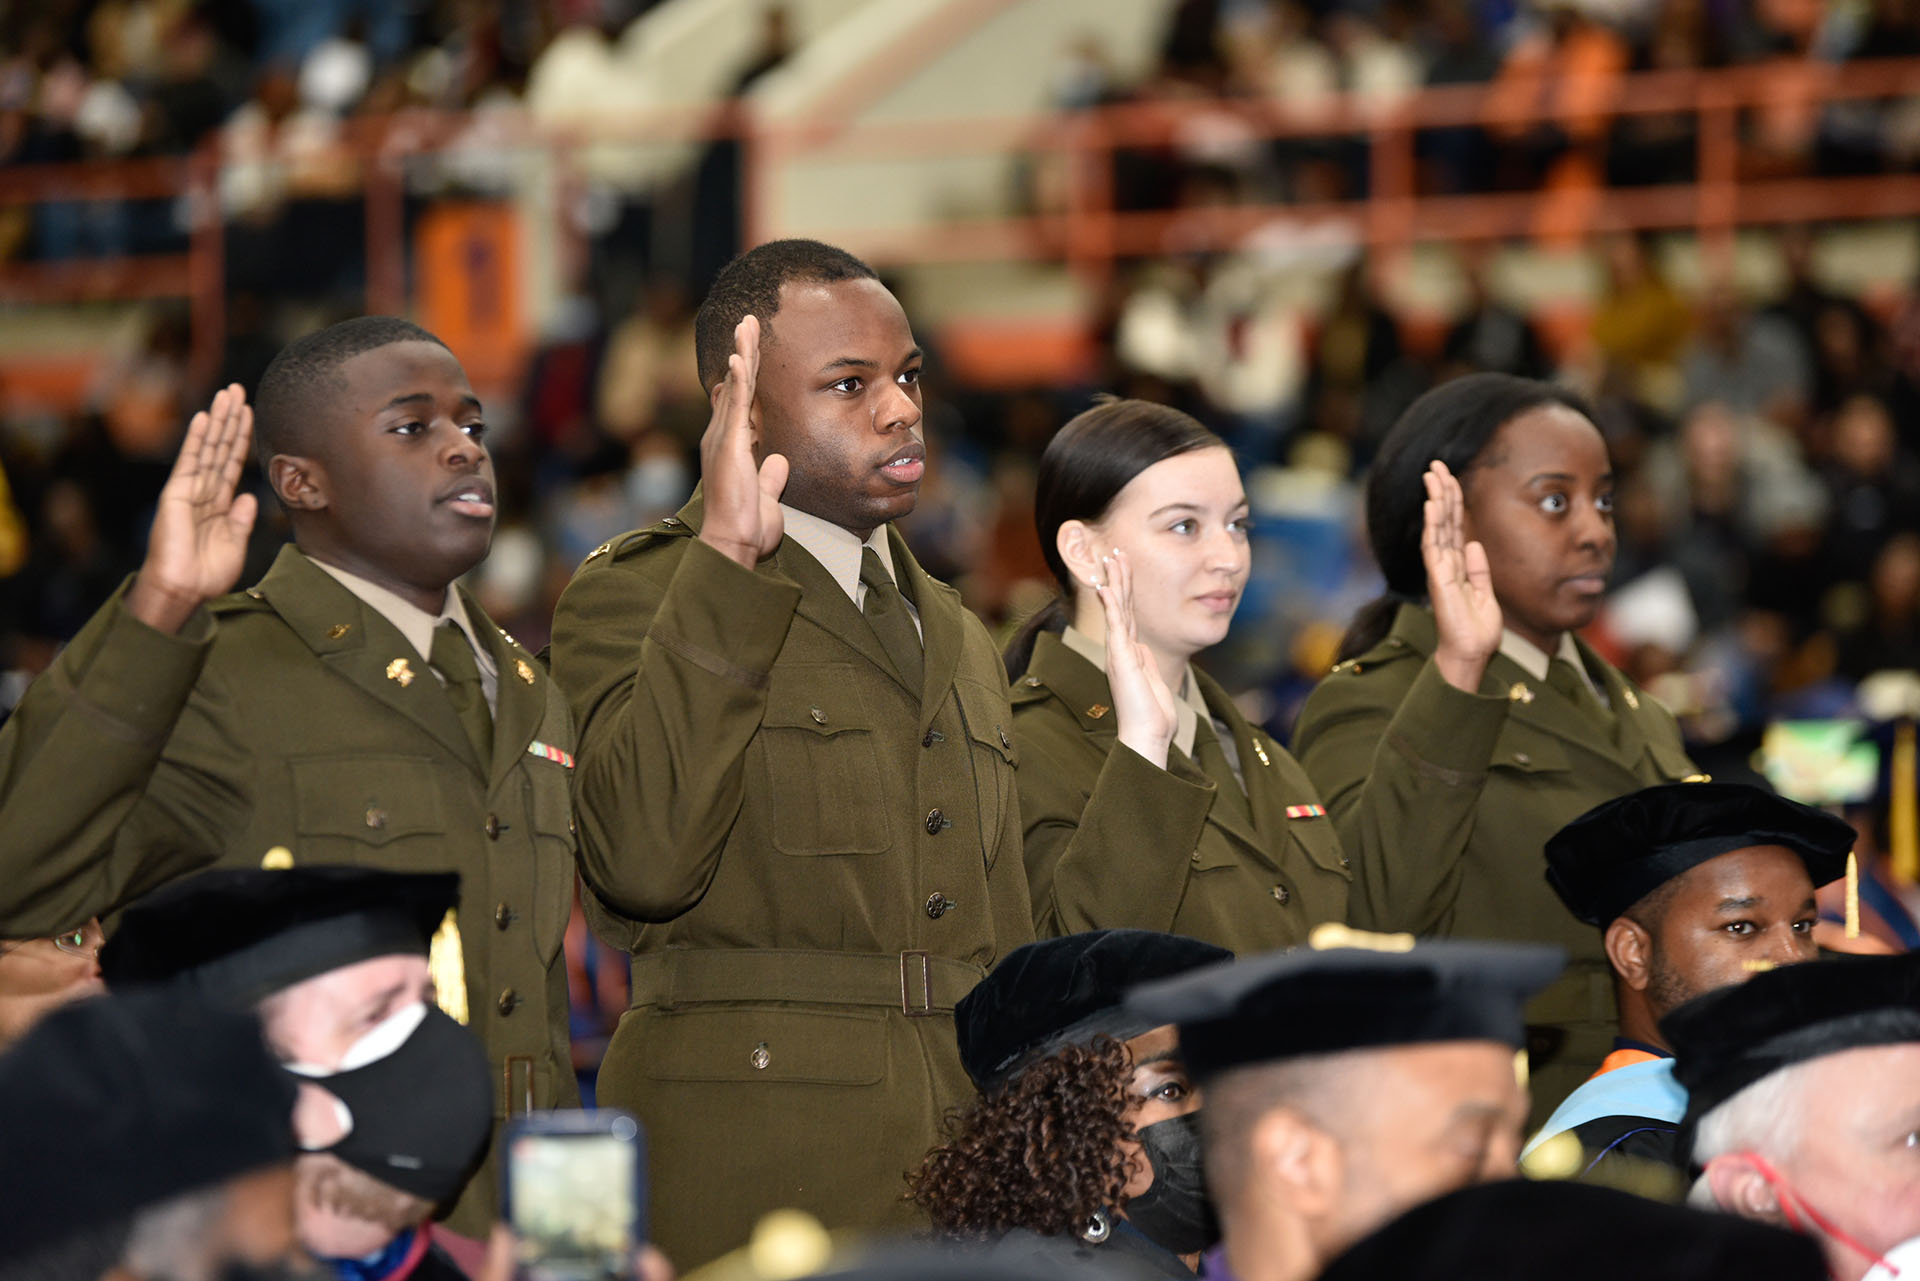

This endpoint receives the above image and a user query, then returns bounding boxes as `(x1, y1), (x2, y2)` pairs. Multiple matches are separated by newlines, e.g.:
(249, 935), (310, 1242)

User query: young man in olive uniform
(549, 240), (1034, 1268)
(0, 318), (580, 1229)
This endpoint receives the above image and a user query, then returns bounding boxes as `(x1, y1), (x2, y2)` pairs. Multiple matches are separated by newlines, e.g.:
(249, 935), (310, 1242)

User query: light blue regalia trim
(1522, 1057), (1688, 1158)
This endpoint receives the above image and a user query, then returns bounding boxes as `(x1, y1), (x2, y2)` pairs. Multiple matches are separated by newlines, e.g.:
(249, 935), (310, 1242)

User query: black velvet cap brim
(101, 865), (459, 1007)
(1315, 1178), (1826, 1281)
(1126, 939), (1565, 1082)
(1545, 782), (1854, 927)
(1667, 950), (1920, 1144)
(0, 991), (296, 1256)
(956, 929), (1231, 1092)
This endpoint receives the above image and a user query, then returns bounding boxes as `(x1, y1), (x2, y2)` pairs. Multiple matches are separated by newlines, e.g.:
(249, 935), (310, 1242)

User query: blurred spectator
(1588, 231), (1693, 411)
(1680, 282), (1813, 427)
(1440, 242), (1551, 382)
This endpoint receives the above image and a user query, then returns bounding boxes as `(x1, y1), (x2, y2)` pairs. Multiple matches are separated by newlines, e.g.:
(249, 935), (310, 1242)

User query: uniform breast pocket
(290, 755), (446, 851)
(759, 674), (892, 857)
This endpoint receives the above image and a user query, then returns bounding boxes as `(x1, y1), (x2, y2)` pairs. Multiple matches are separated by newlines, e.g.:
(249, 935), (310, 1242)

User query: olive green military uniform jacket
(1012, 631), (1349, 952)
(548, 494), (1033, 1270)
(1291, 603), (1698, 1118)
(0, 545), (580, 1226)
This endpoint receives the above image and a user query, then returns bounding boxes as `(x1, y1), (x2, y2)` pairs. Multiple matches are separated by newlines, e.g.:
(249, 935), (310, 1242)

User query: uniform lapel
(1027, 631), (1120, 741)
(462, 589), (543, 789)
(1197, 668), (1287, 853)
(254, 546), (476, 769)
(891, 529), (960, 730)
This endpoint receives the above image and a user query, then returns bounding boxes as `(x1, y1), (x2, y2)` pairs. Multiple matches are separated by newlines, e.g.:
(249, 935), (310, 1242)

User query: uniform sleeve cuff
(1384, 659), (1510, 782)
(1095, 738), (1215, 836)
(647, 538), (803, 685)
(68, 584), (214, 737)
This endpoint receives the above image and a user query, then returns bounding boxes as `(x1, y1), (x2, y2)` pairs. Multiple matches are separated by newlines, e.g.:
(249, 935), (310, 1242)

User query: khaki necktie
(1547, 656), (1613, 730)
(431, 620), (493, 768)
(860, 546), (922, 688)
(1192, 716), (1251, 826)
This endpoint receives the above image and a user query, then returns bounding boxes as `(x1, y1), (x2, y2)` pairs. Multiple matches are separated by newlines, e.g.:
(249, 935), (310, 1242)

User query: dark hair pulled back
(1340, 373), (1595, 660)
(1004, 397), (1226, 679)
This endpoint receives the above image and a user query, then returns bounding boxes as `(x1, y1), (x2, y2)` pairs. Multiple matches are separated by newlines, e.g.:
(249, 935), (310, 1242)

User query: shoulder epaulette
(582, 516), (695, 570)
(207, 587), (275, 616)
(1330, 633), (1416, 675)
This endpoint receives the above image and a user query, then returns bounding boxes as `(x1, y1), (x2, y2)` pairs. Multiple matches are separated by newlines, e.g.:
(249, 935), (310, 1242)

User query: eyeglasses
(0, 921), (103, 960)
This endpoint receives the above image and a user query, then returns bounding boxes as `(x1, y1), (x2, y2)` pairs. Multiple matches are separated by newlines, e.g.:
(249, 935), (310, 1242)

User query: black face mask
(296, 1003), (495, 1206)
(1122, 1112), (1219, 1256)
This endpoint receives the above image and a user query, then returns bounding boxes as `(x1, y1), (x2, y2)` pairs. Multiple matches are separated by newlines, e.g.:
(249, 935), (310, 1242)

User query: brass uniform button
(925, 893), (954, 920)
(484, 813), (501, 840)
(1190, 849), (1202, 863)
(997, 726), (1011, 749)
(925, 809), (947, 835)
(922, 729), (944, 747)
(1512, 752), (1531, 767)
(494, 902), (516, 930)
(809, 707), (828, 725)
(497, 989), (520, 1016)
(1271, 884), (1290, 905)
(750, 1042), (771, 1070)
(365, 808), (387, 830)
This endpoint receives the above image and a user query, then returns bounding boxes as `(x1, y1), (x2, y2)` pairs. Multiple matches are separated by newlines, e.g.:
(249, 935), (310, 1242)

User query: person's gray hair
(1687, 1062), (1816, 1208)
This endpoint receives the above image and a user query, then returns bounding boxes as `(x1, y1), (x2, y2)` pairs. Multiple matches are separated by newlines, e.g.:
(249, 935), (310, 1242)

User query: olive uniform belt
(628, 948), (984, 1016)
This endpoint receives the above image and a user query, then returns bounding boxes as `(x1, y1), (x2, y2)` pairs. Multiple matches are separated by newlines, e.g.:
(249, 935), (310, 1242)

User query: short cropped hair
(1200, 1050), (1369, 1200)
(692, 239), (878, 394)
(253, 316), (448, 468)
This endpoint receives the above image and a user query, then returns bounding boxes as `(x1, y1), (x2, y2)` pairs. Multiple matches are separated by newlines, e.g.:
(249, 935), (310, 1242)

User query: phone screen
(507, 1117), (641, 1280)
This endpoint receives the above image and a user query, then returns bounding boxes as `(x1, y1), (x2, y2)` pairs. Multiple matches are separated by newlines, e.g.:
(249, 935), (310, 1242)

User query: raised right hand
(698, 316), (788, 569)
(127, 383), (259, 634)
(1422, 460), (1502, 693)
(1096, 548), (1177, 769)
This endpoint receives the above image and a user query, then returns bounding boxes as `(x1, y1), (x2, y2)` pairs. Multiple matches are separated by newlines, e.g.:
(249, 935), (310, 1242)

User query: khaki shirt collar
(1061, 624), (1205, 758)
(1498, 626), (1603, 704)
(779, 505), (898, 604)
(308, 553), (498, 705)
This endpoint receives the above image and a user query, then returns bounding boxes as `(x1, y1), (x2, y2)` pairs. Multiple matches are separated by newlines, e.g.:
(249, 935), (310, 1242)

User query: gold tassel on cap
(1894, 721), (1918, 886)
(1847, 851), (1861, 940)
(429, 909), (469, 1024)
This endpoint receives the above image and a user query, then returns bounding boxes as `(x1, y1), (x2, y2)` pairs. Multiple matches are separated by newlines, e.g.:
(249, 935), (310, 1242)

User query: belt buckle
(900, 950), (934, 1017)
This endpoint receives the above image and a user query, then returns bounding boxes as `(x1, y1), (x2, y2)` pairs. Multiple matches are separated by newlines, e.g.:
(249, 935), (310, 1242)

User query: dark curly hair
(908, 1038), (1138, 1239)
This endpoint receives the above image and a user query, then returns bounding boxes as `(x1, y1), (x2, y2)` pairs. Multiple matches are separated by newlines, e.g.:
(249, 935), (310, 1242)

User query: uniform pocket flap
(640, 1006), (887, 1086)
(955, 679), (1017, 766)
(763, 680), (870, 738)
(291, 755), (445, 846)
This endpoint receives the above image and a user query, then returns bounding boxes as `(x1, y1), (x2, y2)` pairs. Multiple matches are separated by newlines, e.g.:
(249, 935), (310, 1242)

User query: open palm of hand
(1422, 460), (1502, 692)
(1096, 549), (1177, 769)
(128, 383), (259, 632)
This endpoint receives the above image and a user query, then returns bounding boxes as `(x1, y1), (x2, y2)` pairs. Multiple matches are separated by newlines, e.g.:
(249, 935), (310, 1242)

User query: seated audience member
(1669, 951), (1920, 1281)
(0, 990), (305, 1281)
(102, 865), (495, 1281)
(910, 930), (1231, 1278)
(1524, 782), (1851, 1178)
(0, 916), (104, 1047)
(1125, 929), (1564, 1281)
(1313, 1177), (1826, 1281)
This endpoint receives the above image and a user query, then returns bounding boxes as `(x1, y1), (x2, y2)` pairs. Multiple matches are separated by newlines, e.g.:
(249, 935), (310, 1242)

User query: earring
(1080, 1209), (1111, 1245)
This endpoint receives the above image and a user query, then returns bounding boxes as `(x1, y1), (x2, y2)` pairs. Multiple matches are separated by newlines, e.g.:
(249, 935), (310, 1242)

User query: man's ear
(269, 454), (327, 513)
(1705, 1154), (1787, 1225)
(1056, 520), (1103, 592)
(1605, 915), (1654, 993)
(1251, 1107), (1342, 1221)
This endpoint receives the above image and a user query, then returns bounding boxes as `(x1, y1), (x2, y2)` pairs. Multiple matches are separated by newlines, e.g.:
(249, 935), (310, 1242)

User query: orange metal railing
(1, 54), (1918, 393)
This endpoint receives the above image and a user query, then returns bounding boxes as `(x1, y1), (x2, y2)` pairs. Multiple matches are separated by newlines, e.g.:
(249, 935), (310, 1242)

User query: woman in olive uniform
(1007, 399), (1348, 953)
(1290, 373), (1699, 1119)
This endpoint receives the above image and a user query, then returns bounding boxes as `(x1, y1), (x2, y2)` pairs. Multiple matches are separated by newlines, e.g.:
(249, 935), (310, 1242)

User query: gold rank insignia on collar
(1252, 738), (1271, 766)
(326, 623), (350, 639)
(1509, 682), (1535, 704)
(386, 658), (416, 687)
(515, 658), (536, 685)
(1622, 687), (1640, 710)
(1087, 704), (1109, 719)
